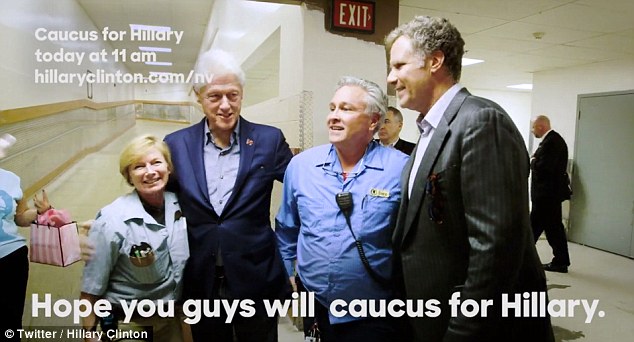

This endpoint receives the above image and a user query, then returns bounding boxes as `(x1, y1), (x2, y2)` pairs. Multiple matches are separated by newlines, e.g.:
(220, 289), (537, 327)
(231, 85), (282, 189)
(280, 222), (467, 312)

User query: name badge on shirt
(369, 188), (390, 198)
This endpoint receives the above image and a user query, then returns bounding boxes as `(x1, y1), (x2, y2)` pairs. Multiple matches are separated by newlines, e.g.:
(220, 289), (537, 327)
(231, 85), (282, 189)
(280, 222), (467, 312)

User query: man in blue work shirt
(276, 76), (408, 341)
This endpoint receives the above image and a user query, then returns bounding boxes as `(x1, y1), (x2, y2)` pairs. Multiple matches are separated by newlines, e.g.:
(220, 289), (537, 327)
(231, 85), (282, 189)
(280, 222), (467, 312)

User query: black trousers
(531, 199), (571, 266)
(190, 267), (278, 342)
(0, 246), (29, 340)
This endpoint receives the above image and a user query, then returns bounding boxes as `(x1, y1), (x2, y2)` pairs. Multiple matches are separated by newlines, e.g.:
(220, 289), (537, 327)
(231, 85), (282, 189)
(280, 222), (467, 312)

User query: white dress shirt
(408, 84), (464, 198)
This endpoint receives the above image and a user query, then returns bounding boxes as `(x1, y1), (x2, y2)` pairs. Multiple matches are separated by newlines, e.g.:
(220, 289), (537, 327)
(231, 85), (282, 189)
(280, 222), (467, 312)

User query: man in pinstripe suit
(386, 16), (554, 341)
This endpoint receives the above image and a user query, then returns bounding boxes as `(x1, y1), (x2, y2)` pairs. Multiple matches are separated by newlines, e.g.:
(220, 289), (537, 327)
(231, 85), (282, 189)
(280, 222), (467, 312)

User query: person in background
(164, 49), (293, 342)
(530, 115), (571, 273)
(386, 16), (554, 341)
(1, 134), (52, 340)
(276, 76), (408, 341)
(80, 135), (188, 342)
(377, 106), (416, 155)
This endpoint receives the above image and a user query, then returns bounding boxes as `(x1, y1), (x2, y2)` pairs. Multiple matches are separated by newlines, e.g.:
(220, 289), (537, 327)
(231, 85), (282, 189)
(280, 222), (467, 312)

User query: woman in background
(1, 133), (52, 339)
(80, 135), (189, 342)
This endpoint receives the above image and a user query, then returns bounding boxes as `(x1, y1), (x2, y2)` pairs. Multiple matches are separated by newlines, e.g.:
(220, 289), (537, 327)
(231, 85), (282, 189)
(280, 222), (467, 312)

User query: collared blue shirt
(276, 141), (408, 324)
(82, 191), (189, 305)
(204, 121), (240, 216)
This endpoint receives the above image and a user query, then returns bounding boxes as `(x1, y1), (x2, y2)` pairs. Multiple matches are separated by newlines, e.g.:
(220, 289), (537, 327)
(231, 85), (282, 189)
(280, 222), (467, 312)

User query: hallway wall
(303, 7), (387, 146)
(532, 58), (634, 157)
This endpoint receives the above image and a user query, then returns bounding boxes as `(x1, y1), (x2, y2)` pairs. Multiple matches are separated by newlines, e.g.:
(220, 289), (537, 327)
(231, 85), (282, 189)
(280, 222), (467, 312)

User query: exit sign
(330, 0), (375, 33)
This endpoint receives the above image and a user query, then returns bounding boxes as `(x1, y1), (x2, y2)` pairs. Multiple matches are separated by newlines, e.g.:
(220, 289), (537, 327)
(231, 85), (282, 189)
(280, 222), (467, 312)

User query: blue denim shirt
(276, 141), (408, 324)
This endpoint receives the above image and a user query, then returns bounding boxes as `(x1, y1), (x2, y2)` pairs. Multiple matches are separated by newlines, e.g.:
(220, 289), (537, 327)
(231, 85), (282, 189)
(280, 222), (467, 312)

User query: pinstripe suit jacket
(393, 88), (554, 342)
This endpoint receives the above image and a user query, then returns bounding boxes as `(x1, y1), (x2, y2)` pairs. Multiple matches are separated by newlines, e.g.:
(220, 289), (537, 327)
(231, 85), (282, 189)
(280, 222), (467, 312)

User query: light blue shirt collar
(418, 83), (464, 130)
(204, 119), (241, 149)
(315, 140), (384, 173)
(118, 190), (179, 225)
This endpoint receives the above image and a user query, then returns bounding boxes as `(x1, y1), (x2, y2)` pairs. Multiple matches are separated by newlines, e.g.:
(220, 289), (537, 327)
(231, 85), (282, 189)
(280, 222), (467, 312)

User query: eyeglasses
(425, 173), (443, 224)
(320, 146), (364, 180)
(322, 165), (361, 180)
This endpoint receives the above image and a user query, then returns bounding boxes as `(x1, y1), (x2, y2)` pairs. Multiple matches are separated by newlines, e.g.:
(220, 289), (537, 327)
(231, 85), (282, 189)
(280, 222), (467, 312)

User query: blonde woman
(80, 135), (188, 342)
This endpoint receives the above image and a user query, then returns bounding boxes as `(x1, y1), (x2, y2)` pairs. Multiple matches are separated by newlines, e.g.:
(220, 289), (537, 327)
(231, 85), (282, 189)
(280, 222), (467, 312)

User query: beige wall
(303, 7), (387, 146)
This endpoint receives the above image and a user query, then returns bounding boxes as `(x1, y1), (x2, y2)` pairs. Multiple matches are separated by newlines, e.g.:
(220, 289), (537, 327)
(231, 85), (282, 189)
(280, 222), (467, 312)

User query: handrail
(0, 99), (197, 125)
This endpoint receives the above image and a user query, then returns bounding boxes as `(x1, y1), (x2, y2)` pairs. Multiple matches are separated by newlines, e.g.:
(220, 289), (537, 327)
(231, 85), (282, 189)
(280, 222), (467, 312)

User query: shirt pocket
(361, 196), (399, 241)
(297, 200), (336, 237)
(121, 239), (169, 285)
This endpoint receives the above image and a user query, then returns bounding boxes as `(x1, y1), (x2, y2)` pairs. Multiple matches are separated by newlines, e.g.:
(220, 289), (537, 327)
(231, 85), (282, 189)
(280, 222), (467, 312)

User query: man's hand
(289, 276), (297, 292)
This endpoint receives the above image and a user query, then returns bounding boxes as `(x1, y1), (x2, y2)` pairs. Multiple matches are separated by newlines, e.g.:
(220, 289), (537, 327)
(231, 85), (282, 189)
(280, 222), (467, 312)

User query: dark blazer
(394, 138), (416, 156)
(531, 130), (569, 202)
(164, 117), (293, 301)
(375, 138), (416, 156)
(393, 89), (554, 342)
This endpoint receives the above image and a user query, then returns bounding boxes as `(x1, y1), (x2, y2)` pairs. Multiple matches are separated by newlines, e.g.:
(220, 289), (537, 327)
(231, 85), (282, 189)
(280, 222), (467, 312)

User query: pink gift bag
(29, 222), (81, 267)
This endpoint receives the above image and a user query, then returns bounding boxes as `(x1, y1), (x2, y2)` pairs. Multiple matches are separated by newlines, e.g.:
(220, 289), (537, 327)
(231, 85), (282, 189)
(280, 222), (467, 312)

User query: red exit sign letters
(331, 0), (375, 33)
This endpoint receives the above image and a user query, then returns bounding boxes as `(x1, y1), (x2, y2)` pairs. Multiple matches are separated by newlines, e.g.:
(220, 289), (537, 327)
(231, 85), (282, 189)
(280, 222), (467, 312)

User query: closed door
(569, 91), (634, 257)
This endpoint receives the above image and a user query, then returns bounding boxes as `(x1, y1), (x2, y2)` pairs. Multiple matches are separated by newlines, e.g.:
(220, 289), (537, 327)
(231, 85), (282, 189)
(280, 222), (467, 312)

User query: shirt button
(219, 200), (223, 204)
(220, 175), (224, 179)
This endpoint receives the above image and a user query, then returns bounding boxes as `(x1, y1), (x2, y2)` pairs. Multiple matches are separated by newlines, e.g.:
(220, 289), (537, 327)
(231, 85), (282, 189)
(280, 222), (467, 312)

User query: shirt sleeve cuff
(284, 260), (295, 278)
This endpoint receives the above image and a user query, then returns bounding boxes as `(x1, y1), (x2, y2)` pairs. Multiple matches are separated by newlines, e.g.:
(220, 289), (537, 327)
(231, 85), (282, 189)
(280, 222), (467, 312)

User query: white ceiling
(76, 0), (214, 76)
(401, 0), (634, 90)
(76, 0), (634, 93)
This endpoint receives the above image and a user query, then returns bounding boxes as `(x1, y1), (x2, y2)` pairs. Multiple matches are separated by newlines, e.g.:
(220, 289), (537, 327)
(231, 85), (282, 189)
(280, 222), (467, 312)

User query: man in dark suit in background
(165, 50), (293, 342)
(377, 106), (416, 155)
(530, 115), (571, 273)
(386, 16), (554, 341)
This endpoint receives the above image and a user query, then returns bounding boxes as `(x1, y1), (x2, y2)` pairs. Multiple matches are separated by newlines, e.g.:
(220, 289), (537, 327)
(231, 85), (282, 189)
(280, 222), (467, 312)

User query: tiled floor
(19, 120), (634, 341)
(536, 240), (634, 341)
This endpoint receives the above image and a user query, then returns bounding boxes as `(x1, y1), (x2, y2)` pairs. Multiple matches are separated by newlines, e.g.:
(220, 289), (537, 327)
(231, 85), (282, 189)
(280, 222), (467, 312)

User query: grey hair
(387, 106), (403, 123)
(336, 76), (387, 134)
(385, 16), (465, 82)
(192, 49), (246, 93)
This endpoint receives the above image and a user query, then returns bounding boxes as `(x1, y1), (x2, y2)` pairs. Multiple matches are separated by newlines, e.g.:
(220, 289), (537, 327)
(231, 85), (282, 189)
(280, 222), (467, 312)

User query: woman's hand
(14, 189), (52, 226)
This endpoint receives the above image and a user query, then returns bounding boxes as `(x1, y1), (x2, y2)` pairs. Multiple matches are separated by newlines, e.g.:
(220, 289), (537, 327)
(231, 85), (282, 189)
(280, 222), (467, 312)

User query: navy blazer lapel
(187, 119), (212, 204)
(400, 89), (469, 244)
(221, 117), (255, 216)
